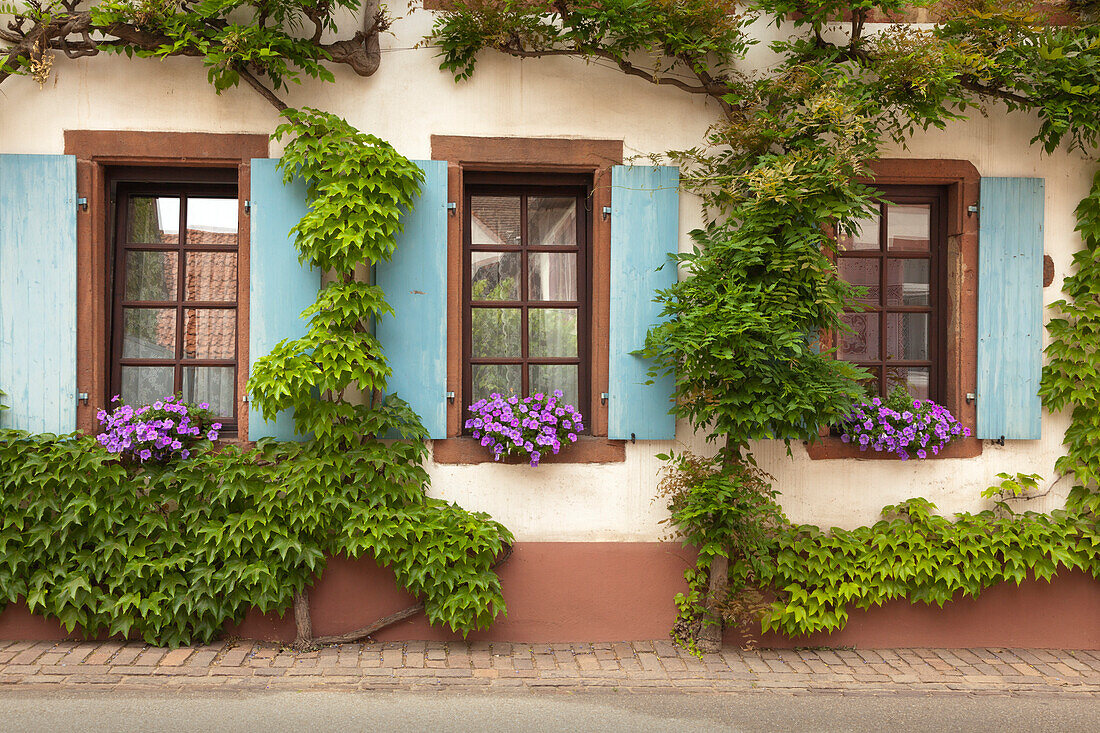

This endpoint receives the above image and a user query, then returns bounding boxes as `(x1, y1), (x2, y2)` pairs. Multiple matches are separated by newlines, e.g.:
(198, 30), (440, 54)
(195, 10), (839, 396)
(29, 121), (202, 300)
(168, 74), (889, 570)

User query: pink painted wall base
(0, 543), (1096, 648)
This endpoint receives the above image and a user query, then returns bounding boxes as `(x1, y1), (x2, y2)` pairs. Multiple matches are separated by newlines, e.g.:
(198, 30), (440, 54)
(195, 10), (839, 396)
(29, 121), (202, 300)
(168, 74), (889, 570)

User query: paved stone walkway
(0, 640), (1098, 696)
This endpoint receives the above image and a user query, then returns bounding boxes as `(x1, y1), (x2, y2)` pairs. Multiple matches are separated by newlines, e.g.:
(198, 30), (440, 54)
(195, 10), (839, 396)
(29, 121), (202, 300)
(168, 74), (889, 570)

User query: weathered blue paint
(248, 159), (319, 441)
(375, 160), (449, 439)
(0, 154), (77, 434)
(977, 177), (1044, 440)
(608, 165), (679, 440)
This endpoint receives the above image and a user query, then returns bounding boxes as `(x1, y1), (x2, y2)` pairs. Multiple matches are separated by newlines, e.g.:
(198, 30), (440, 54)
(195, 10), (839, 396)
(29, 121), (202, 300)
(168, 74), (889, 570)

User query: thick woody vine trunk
(697, 553), (728, 653)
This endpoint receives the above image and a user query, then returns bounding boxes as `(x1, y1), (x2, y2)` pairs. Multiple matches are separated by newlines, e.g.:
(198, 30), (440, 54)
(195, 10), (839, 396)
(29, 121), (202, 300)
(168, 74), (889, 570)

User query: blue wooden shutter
(608, 165), (679, 440)
(248, 159), (320, 440)
(976, 177), (1044, 440)
(375, 160), (449, 439)
(0, 154), (77, 434)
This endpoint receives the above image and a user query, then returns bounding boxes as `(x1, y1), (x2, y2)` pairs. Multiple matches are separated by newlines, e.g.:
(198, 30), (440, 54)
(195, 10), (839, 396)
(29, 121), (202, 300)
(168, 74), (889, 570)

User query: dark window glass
(836, 186), (946, 401)
(463, 177), (590, 425)
(111, 183), (239, 428)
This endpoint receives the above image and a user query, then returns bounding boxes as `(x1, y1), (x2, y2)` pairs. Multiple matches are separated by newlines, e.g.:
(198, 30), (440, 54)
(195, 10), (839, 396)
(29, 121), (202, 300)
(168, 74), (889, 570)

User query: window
(463, 173), (590, 422)
(110, 178), (240, 429)
(836, 185), (947, 401)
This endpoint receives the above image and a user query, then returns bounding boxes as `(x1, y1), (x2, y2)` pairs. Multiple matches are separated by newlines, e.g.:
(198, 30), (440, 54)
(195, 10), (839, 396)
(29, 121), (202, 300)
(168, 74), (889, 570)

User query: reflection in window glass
(472, 364), (522, 403)
(122, 308), (176, 359)
(127, 197), (180, 244)
(887, 204), (930, 251)
(530, 364), (579, 409)
(470, 251), (520, 301)
(182, 366), (235, 417)
(186, 199), (238, 245)
(471, 196), (521, 246)
(528, 197), (577, 246)
(120, 366), (174, 407)
(124, 251), (177, 301)
(471, 308), (521, 358)
(185, 252), (237, 302)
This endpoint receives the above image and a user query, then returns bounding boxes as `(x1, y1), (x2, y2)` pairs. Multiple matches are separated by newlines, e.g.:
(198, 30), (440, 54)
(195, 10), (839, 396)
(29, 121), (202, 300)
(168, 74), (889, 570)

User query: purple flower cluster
(464, 390), (584, 467)
(840, 388), (970, 460)
(96, 394), (221, 464)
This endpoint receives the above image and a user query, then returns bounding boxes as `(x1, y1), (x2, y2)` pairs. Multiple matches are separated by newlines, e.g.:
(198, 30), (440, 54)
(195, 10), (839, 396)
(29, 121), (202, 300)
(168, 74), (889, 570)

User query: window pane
(528, 196), (577, 246)
(471, 364), (522, 403)
(182, 366), (235, 417)
(529, 308), (578, 358)
(838, 214), (879, 251)
(471, 196), (521, 246)
(127, 197), (179, 244)
(471, 308), (521, 358)
(886, 259), (930, 306)
(120, 366), (174, 406)
(470, 251), (520, 301)
(528, 252), (578, 301)
(886, 313), (929, 361)
(888, 204), (930, 251)
(185, 252), (237, 302)
(186, 198), (238, 246)
(183, 309), (236, 359)
(837, 258), (879, 305)
(124, 251), (177, 301)
(838, 312), (879, 361)
(530, 364), (579, 412)
(122, 308), (175, 359)
(887, 366), (930, 400)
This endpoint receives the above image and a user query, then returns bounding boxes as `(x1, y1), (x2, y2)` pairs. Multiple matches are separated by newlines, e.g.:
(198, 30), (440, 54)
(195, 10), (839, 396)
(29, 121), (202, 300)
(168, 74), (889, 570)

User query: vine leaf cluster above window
(0, 0), (388, 109)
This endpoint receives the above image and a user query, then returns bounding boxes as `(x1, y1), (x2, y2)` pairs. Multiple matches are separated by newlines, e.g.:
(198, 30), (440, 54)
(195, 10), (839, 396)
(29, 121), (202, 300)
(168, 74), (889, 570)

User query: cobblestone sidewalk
(1, 640), (1099, 696)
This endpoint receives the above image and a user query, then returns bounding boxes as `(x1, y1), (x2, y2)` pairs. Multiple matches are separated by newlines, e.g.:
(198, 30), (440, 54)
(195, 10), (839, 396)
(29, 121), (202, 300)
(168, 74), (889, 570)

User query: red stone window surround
(806, 158), (983, 460)
(430, 135), (627, 465)
(64, 130), (269, 439)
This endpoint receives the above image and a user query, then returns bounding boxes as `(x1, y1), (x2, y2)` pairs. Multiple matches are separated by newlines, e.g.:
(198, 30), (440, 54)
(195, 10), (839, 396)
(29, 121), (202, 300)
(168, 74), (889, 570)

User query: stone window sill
(805, 435), (983, 460)
(432, 436), (626, 465)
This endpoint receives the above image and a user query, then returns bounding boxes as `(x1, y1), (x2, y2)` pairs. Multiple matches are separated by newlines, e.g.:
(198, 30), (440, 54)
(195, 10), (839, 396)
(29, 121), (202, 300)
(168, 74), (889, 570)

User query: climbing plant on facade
(0, 2), (516, 647)
(432, 0), (1100, 650)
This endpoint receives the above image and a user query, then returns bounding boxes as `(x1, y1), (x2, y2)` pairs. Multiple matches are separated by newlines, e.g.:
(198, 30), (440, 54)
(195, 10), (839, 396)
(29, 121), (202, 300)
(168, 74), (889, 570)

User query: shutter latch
(244, 200), (252, 214)
(77, 392), (88, 405)
(76, 197), (88, 212)
(965, 392), (976, 404)
(600, 392), (609, 404)
(446, 202), (457, 216)
(446, 391), (455, 404)
(967, 204), (978, 216)
(602, 206), (612, 220)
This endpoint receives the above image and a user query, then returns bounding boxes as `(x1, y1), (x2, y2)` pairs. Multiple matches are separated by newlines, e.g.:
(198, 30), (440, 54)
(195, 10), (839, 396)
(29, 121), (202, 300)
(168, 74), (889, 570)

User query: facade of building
(1, 9), (1098, 647)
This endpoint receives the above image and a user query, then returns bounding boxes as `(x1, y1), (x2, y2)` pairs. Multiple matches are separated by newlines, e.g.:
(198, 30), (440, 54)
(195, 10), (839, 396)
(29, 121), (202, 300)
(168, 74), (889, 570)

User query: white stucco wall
(1, 12), (1094, 540)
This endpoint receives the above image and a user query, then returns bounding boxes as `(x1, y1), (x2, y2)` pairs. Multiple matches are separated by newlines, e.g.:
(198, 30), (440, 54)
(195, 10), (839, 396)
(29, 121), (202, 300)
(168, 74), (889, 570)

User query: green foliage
(656, 451), (785, 648)
(0, 430), (511, 645)
(247, 108), (425, 443)
(431, 0), (751, 83)
(89, 0), (350, 92)
(759, 486), (1100, 636)
(1041, 170), (1100, 507)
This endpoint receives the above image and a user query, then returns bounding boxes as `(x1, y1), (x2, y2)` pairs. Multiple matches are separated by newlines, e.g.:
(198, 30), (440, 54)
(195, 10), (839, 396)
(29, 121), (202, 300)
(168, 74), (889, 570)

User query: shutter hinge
(967, 204), (978, 216)
(993, 436), (1005, 446)
(446, 391), (455, 403)
(76, 197), (88, 212)
(244, 200), (252, 214)
(241, 394), (249, 404)
(77, 392), (88, 405)
(600, 392), (609, 404)
(965, 392), (976, 404)
(446, 202), (457, 216)
(602, 206), (612, 220)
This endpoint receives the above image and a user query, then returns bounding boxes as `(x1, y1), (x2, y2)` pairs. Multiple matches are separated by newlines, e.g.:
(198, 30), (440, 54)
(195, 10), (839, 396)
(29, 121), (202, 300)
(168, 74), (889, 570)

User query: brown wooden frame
(65, 130), (269, 438)
(430, 135), (626, 464)
(837, 184), (948, 402)
(109, 178), (240, 429)
(461, 173), (591, 425)
(808, 158), (983, 460)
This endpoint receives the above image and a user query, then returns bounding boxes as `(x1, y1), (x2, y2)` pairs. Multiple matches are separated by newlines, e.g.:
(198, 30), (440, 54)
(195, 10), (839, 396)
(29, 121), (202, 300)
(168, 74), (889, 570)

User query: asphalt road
(0, 690), (1097, 732)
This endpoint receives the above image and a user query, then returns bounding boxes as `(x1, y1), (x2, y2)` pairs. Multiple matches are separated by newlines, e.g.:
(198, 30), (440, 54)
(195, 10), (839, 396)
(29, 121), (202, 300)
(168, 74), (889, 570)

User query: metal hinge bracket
(244, 200), (252, 214)
(76, 197), (88, 212)
(446, 202), (457, 216)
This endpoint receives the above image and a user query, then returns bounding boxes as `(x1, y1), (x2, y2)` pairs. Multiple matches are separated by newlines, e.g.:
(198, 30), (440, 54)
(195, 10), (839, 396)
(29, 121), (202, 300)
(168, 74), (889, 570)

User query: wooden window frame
(462, 173), (591, 425)
(110, 178), (240, 431)
(431, 135), (626, 464)
(808, 159), (983, 460)
(837, 184), (948, 403)
(65, 131), (269, 439)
